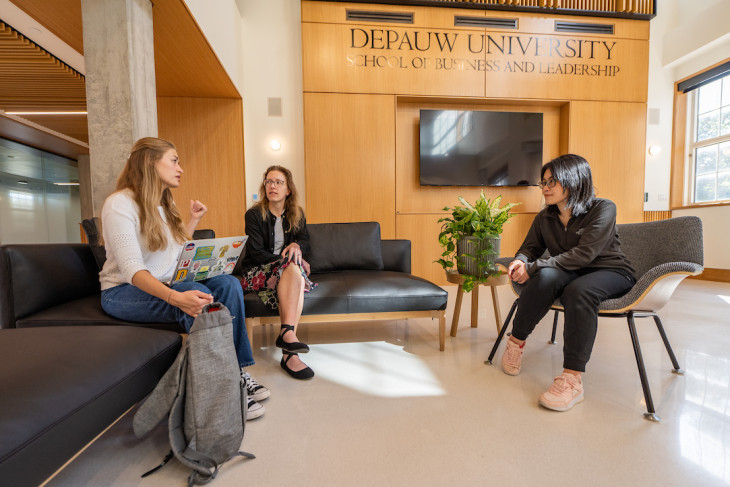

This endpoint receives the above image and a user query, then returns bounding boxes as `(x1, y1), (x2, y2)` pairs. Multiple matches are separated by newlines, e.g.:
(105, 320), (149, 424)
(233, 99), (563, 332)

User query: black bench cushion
(0, 244), (101, 329)
(306, 222), (384, 273)
(0, 326), (181, 487)
(14, 294), (179, 332)
(245, 270), (448, 318)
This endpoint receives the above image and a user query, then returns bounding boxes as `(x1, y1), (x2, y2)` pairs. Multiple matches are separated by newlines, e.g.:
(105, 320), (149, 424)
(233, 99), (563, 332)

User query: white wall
(185, 0), (305, 211)
(643, 0), (679, 211)
(647, 0), (730, 269)
(237, 0), (305, 209)
(183, 0), (244, 93)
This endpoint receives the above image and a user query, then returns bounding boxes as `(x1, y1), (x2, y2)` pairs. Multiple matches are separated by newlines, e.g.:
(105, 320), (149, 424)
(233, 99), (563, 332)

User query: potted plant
(436, 193), (519, 292)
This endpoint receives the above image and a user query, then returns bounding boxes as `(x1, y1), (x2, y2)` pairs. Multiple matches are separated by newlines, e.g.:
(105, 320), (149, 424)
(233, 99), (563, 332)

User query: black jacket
(515, 198), (635, 279)
(240, 206), (310, 272)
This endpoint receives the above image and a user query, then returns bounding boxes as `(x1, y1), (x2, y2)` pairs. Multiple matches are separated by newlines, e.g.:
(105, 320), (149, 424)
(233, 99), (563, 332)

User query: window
(687, 75), (730, 203)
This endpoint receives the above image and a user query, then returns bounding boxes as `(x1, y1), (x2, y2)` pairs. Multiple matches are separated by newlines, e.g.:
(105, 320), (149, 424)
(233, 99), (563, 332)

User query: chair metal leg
(549, 310), (559, 344)
(627, 312), (660, 422)
(486, 299), (518, 365)
(652, 314), (684, 374)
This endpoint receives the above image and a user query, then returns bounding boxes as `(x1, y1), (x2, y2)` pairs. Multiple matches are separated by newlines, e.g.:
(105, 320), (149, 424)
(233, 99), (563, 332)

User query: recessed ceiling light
(54, 182), (80, 186)
(17, 180), (28, 185)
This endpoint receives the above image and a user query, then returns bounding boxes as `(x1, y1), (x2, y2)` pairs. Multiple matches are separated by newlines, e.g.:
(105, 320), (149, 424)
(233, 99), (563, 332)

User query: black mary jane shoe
(281, 352), (315, 380)
(275, 324), (310, 353)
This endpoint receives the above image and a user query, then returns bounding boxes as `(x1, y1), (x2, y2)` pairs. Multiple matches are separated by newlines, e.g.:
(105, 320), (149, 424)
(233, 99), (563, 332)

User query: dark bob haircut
(541, 154), (595, 216)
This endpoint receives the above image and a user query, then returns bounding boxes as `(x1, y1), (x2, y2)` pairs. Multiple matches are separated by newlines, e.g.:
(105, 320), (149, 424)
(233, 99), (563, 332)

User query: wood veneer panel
(302, 21), (486, 97)
(303, 93), (396, 237)
(302, 1), (650, 39)
(157, 97), (246, 238)
(567, 100), (646, 223)
(302, 2), (648, 101)
(395, 98), (562, 215)
(9, 0), (84, 54)
(152, 0), (239, 98)
(670, 89), (687, 209)
(396, 212), (535, 284)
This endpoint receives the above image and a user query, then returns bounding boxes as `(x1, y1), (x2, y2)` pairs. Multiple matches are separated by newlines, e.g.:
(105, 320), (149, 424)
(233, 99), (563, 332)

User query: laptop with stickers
(169, 235), (248, 285)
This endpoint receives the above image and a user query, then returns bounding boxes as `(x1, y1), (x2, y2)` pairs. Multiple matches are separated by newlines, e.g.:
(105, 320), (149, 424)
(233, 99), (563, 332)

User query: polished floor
(47, 279), (730, 487)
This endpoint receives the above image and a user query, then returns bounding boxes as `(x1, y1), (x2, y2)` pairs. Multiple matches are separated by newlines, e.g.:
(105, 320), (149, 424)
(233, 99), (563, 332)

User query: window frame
(686, 78), (730, 204)
(671, 58), (730, 210)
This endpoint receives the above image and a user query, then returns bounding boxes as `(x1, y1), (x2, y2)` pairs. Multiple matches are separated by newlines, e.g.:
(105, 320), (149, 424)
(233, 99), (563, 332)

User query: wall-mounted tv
(419, 109), (543, 187)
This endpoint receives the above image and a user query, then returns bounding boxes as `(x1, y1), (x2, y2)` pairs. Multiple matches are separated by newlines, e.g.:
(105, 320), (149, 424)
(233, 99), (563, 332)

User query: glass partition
(0, 137), (81, 244)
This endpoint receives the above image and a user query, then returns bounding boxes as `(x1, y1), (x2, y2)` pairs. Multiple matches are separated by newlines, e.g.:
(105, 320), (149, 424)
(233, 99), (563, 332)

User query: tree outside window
(690, 76), (730, 203)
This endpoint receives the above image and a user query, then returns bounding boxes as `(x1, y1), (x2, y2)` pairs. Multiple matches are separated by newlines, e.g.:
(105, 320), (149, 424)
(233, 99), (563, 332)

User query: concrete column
(80, 0), (157, 216)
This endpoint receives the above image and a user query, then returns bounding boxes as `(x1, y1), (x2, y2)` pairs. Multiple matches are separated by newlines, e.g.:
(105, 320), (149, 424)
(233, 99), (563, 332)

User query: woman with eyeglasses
(99, 137), (268, 420)
(501, 154), (636, 412)
(239, 165), (317, 380)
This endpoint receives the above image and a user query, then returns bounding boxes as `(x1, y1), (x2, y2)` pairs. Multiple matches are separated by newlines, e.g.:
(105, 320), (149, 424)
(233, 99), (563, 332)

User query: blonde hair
(253, 165), (304, 231)
(114, 137), (189, 251)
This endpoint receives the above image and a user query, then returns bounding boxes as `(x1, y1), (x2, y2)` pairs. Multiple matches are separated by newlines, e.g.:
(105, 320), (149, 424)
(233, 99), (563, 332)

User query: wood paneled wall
(304, 93), (396, 236)
(301, 1), (650, 285)
(157, 97), (246, 238)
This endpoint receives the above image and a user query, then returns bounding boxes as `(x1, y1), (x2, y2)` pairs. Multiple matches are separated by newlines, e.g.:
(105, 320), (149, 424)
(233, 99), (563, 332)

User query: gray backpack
(133, 303), (254, 485)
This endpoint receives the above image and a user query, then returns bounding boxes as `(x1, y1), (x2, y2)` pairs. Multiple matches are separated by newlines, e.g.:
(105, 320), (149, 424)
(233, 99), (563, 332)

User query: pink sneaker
(501, 339), (524, 376)
(539, 373), (584, 411)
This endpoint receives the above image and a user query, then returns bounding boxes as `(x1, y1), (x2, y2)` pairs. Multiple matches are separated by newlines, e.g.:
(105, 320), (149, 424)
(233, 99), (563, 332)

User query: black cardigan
(515, 198), (636, 279)
(240, 206), (310, 272)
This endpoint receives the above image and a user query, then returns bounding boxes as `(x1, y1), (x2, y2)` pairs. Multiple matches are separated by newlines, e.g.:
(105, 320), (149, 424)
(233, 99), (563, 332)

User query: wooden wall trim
(670, 57), (730, 209)
(643, 210), (671, 222)
(689, 268), (730, 284)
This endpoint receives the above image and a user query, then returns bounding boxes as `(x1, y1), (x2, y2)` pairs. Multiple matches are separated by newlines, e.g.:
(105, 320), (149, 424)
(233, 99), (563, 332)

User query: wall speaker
(268, 97), (282, 117)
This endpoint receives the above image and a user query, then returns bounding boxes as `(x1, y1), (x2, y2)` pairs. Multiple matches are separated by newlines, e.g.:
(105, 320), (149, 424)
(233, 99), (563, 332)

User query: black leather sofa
(0, 243), (182, 487)
(243, 222), (449, 350)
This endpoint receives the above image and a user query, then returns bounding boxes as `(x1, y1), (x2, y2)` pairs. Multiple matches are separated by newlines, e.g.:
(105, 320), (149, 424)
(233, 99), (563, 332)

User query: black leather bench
(0, 243), (182, 486)
(243, 222), (449, 350)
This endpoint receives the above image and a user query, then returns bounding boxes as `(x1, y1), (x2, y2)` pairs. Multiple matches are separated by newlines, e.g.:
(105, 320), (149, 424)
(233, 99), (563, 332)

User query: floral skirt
(239, 258), (317, 310)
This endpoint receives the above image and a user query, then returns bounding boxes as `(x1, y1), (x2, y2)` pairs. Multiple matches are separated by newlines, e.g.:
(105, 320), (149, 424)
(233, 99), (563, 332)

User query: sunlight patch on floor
(304, 341), (445, 397)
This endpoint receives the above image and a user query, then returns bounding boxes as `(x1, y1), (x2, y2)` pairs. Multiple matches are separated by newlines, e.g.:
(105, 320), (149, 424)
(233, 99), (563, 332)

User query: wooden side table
(446, 271), (508, 337)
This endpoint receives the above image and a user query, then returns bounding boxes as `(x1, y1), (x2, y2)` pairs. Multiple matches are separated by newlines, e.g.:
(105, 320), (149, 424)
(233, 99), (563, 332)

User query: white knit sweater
(99, 189), (182, 290)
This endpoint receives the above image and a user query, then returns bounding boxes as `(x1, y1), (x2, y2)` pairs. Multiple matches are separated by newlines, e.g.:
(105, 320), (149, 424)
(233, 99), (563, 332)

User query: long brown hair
(113, 137), (189, 251)
(253, 165), (304, 231)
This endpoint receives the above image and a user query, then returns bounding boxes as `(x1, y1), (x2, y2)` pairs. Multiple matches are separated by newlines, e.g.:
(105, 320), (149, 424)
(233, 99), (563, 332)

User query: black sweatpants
(511, 267), (635, 372)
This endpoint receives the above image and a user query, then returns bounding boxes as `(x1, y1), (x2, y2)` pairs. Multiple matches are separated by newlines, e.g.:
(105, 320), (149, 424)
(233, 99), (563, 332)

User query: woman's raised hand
(169, 289), (214, 318)
(189, 200), (208, 221)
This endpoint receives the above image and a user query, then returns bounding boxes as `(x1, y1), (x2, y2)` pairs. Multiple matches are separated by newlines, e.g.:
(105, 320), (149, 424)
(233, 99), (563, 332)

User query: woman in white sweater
(99, 137), (268, 419)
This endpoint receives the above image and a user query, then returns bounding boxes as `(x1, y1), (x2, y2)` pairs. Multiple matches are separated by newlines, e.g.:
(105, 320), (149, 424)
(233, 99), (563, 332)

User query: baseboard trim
(688, 268), (730, 283)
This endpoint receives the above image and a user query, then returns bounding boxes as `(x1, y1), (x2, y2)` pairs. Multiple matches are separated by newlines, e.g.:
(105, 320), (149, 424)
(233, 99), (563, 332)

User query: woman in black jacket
(240, 165), (317, 380)
(501, 154), (636, 412)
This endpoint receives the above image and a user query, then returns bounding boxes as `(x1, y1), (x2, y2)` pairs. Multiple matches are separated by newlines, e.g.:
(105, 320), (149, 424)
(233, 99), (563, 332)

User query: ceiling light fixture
(53, 182), (80, 186)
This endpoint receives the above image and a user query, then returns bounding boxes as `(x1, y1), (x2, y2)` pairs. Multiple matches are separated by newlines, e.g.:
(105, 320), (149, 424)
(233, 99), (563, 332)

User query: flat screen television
(419, 109), (543, 187)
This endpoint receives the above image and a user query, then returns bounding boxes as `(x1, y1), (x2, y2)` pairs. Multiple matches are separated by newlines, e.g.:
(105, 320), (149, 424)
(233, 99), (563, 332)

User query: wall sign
(347, 28), (621, 77)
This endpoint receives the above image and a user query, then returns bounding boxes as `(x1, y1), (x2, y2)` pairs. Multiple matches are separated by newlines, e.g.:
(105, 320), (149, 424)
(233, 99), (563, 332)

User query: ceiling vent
(454, 17), (518, 29)
(346, 10), (414, 24)
(554, 21), (614, 35)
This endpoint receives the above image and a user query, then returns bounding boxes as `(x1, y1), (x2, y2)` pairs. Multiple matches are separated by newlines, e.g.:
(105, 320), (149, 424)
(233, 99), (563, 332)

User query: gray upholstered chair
(486, 216), (704, 421)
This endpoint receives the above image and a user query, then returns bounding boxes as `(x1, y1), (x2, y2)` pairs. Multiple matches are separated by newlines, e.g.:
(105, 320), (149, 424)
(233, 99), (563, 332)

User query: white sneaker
(246, 397), (265, 420)
(241, 370), (270, 402)
(539, 373), (584, 412)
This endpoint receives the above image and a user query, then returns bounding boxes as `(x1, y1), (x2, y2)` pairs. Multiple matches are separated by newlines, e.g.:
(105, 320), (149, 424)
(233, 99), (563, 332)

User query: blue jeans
(101, 274), (254, 367)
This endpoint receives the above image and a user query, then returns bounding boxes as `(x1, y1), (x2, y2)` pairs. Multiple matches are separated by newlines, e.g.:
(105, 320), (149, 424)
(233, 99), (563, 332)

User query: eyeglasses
(264, 179), (286, 188)
(538, 178), (559, 189)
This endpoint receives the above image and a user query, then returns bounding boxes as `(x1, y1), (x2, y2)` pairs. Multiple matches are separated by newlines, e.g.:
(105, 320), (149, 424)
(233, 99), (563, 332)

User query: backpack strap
(140, 450), (174, 478)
